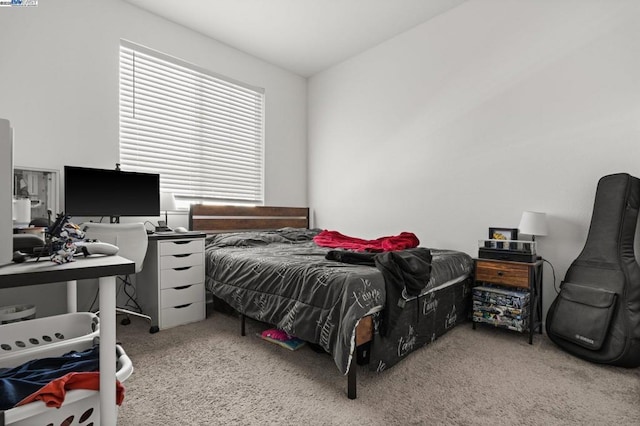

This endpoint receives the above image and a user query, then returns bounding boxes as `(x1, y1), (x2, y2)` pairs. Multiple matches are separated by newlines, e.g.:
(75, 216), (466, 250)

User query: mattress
(203, 229), (473, 375)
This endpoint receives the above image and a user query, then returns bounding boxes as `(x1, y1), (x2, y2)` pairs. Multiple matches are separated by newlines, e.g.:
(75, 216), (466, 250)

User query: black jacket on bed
(326, 248), (432, 336)
(374, 248), (432, 336)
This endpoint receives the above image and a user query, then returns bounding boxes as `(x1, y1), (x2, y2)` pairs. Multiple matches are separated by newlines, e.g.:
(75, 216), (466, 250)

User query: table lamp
(158, 192), (176, 230)
(518, 211), (548, 242)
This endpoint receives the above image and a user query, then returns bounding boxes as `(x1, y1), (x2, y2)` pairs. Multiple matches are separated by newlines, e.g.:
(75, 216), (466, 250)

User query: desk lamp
(157, 192), (176, 231)
(518, 211), (548, 242)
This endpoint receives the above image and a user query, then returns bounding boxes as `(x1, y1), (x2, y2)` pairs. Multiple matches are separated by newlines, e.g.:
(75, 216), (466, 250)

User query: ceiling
(124, 0), (466, 77)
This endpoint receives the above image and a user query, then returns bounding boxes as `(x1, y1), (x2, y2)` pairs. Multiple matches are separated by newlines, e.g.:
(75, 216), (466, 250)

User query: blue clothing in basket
(0, 345), (100, 410)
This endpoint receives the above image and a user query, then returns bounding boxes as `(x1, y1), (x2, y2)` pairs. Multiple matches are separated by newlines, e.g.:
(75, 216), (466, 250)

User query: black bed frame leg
(240, 314), (246, 336)
(347, 364), (357, 399)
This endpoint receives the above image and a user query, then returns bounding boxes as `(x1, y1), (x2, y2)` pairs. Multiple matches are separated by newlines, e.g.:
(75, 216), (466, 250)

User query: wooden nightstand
(472, 258), (543, 344)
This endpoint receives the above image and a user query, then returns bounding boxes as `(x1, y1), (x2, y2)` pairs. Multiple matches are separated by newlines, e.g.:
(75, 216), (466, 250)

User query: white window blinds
(119, 41), (265, 205)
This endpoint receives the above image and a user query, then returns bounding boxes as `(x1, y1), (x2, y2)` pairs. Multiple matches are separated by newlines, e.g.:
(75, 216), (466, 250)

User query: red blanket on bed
(313, 230), (419, 252)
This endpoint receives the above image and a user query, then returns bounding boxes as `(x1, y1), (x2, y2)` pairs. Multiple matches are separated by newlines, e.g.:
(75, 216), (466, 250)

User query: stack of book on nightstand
(472, 286), (530, 332)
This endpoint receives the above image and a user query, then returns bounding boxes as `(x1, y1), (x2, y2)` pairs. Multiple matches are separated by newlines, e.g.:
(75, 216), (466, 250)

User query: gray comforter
(204, 229), (472, 375)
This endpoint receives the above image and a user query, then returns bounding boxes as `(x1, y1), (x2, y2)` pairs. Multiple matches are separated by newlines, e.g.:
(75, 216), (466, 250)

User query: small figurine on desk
(33, 212), (67, 262)
(51, 238), (77, 264)
(62, 222), (86, 241)
(39, 212), (86, 264)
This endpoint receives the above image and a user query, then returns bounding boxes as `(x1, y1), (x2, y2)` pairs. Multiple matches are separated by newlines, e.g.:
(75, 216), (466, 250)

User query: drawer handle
(175, 285), (192, 290)
(173, 266), (192, 271)
(497, 271), (504, 276)
(174, 303), (192, 309)
(173, 254), (191, 258)
(173, 241), (191, 245)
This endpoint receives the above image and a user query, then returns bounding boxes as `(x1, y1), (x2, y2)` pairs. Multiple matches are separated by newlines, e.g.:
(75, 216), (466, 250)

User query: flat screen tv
(64, 166), (160, 219)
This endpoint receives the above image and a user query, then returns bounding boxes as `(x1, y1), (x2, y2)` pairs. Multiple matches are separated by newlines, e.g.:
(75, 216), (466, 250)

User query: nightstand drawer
(160, 283), (204, 309)
(475, 260), (530, 288)
(160, 253), (203, 270)
(159, 264), (204, 289)
(160, 301), (205, 329)
(160, 239), (204, 256)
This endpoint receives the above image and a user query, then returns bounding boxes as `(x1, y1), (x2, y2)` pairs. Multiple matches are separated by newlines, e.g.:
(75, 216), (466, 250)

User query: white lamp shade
(160, 192), (177, 212)
(518, 211), (548, 237)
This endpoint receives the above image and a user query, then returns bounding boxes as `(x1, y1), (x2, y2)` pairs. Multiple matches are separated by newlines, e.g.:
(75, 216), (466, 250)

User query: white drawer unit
(137, 232), (207, 331)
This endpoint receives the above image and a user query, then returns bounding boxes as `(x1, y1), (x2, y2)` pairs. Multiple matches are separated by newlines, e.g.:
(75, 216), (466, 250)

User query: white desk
(0, 255), (135, 425)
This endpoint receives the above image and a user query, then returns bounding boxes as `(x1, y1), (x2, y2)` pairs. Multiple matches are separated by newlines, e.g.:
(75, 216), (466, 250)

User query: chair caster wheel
(120, 317), (131, 326)
(149, 326), (159, 334)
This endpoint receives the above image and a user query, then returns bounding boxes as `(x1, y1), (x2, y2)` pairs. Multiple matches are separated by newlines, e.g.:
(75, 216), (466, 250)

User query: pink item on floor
(261, 328), (291, 341)
(259, 328), (306, 351)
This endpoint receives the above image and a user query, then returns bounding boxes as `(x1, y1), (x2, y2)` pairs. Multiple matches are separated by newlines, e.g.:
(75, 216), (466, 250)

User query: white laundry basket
(0, 304), (36, 324)
(0, 340), (133, 426)
(0, 312), (99, 366)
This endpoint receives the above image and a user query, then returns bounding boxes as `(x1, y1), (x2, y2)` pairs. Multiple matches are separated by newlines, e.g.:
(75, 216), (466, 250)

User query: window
(119, 40), (265, 207)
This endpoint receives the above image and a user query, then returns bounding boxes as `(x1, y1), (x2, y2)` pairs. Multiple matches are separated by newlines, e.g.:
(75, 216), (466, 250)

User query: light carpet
(115, 310), (640, 425)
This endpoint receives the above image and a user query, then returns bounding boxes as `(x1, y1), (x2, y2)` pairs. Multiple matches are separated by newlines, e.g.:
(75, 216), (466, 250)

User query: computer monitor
(64, 166), (160, 220)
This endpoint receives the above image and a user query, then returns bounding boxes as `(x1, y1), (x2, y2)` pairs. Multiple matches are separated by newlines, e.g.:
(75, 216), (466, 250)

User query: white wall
(308, 0), (640, 318)
(0, 120), (12, 265)
(0, 0), (307, 316)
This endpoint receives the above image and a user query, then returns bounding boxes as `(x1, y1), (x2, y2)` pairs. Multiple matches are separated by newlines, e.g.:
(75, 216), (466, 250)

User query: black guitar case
(546, 173), (640, 367)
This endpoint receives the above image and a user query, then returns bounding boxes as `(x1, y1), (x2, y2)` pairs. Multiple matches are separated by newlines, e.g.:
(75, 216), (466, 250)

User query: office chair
(82, 222), (157, 332)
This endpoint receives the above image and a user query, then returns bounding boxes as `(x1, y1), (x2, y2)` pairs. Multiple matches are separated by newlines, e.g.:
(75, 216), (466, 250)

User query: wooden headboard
(189, 205), (309, 233)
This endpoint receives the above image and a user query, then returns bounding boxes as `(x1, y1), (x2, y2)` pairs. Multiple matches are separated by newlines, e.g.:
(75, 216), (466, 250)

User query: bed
(189, 205), (473, 399)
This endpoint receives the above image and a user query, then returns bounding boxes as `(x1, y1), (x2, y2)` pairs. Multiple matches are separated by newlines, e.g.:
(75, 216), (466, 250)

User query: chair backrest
(82, 222), (148, 273)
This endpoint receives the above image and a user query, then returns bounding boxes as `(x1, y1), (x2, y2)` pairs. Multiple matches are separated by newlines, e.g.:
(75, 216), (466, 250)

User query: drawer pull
(174, 303), (192, 309)
(173, 241), (191, 245)
(175, 285), (192, 290)
(497, 271), (504, 276)
(174, 266), (192, 271)
(173, 254), (191, 258)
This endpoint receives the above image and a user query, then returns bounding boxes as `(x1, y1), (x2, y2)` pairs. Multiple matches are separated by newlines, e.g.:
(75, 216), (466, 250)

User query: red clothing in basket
(16, 372), (124, 408)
